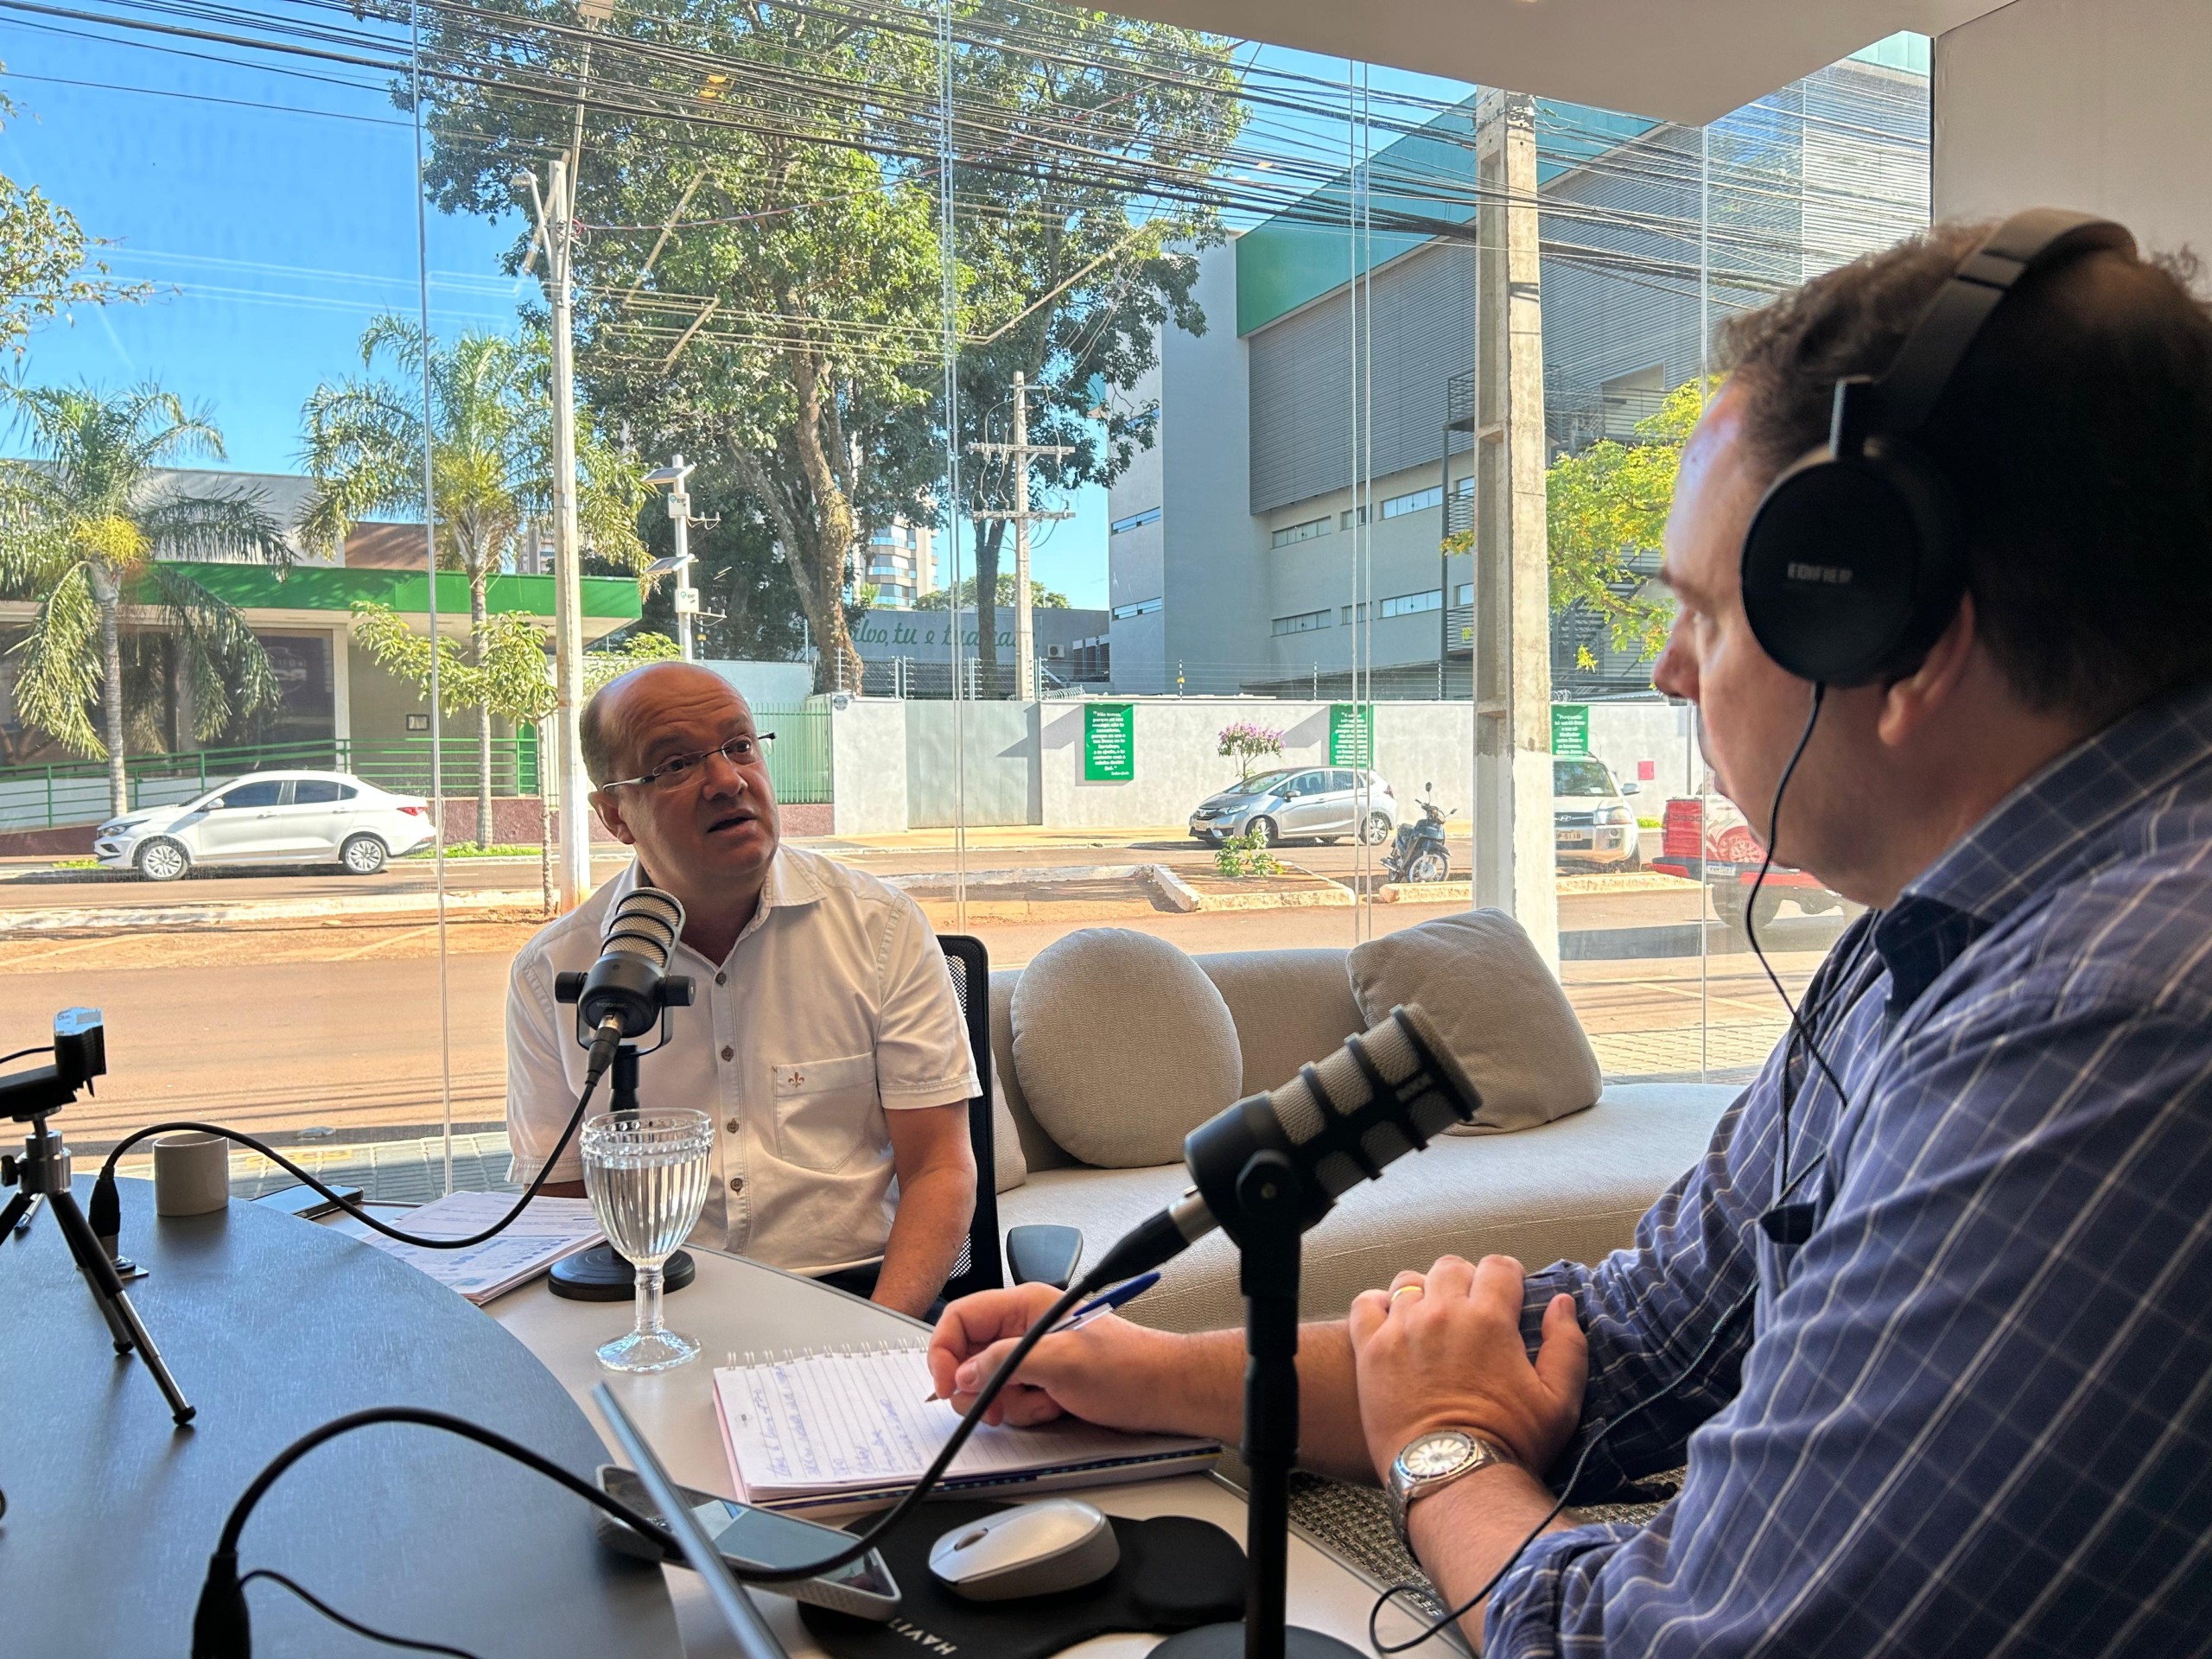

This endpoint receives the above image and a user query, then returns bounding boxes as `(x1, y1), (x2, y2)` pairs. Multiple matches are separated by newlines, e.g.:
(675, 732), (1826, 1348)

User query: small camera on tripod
(1, 1007), (106, 1124)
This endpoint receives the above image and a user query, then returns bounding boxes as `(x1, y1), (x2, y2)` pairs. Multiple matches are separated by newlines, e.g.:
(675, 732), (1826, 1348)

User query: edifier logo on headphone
(1785, 562), (1855, 586)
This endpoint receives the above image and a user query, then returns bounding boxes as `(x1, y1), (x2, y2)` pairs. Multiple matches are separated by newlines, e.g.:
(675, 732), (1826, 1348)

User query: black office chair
(936, 934), (1084, 1301)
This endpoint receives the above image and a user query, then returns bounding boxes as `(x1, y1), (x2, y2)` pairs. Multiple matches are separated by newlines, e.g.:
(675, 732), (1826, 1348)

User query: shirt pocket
(769, 1052), (882, 1175)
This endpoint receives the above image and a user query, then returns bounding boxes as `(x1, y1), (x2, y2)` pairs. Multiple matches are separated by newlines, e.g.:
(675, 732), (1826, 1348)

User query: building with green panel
(1107, 36), (1930, 702)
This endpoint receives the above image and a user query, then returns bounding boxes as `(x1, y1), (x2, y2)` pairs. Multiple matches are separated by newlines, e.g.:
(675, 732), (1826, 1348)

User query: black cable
(703, 1271), (1093, 1584)
(0, 1046), (47, 1066)
(203, 1272), (1096, 1644)
(1743, 683), (1855, 1178)
(197, 1406), (674, 1657)
(92, 1071), (601, 1252)
(1368, 1282), (1760, 1652)
(1367, 684), (1855, 1649)
(236, 1570), (481, 1658)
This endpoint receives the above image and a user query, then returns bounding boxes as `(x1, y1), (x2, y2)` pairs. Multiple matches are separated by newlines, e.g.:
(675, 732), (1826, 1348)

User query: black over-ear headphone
(1739, 207), (2135, 687)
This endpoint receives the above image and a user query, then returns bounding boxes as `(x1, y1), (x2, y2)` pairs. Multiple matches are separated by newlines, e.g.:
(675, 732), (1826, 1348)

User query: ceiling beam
(1108, 0), (2011, 126)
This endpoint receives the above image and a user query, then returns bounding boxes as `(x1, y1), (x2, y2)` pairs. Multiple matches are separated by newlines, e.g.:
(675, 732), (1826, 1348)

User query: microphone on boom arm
(556, 887), (695, 1085)
(1077, 1003), (1480, 1295)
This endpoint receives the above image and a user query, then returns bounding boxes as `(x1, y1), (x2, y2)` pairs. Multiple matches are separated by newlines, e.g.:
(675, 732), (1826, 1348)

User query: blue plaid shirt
(1491, 685), (2212, 1657)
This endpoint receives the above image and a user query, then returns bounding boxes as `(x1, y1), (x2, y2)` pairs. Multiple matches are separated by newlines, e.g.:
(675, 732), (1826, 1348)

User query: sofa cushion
(988, 970), (1076, 1173)
(1347, 910), (1603, 1135)
(995, 1082), (1735, 1332)
(1196, 948), (1364, 1094)
(988, 1074), (1027, 1192)
(1009, 929), (1243, 1168)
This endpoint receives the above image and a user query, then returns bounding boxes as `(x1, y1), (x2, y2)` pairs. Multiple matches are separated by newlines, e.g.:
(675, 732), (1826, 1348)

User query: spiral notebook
(712, 1343), (1220, 1517)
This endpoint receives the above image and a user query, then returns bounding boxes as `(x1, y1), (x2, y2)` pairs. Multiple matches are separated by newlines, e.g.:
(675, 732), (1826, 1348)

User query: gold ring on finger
(1390, 1283), (1424, 1306)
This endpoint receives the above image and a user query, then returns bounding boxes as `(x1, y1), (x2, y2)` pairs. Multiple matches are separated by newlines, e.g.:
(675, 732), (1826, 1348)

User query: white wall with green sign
(1083, 702), (1135, 782)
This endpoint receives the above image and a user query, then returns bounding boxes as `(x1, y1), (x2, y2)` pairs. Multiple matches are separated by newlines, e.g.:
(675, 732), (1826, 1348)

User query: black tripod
(1, 1008), (194, 1426)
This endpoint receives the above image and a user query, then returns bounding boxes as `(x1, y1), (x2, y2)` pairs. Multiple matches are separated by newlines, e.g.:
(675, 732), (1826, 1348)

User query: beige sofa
(983, 946), (1736, 1334)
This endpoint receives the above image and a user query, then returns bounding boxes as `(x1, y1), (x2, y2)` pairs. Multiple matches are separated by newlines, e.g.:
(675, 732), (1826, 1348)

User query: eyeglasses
(604, 733), (776, 792)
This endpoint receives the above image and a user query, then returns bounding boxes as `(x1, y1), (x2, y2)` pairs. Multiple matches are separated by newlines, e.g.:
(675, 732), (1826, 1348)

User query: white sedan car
(93, 771), (435, 881)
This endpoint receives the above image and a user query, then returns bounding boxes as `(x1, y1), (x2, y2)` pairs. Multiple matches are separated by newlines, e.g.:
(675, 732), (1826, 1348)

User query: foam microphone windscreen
(1272, 1004), (1477, 1200)
(602, 888), (684, 969)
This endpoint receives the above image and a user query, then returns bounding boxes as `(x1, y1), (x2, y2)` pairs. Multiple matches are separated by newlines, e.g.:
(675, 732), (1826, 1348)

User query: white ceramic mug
(153, 1132), (230, 1217)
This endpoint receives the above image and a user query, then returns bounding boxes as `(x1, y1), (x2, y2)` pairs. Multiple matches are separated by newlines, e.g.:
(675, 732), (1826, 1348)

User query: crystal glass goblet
(581, 1109), (713, 1373)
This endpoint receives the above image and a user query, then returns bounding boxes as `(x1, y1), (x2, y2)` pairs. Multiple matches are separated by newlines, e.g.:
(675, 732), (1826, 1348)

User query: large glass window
(0, 3), (1924, 1215)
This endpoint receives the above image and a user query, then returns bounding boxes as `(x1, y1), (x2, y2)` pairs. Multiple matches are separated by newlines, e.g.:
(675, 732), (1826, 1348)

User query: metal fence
(0, 710), (832, 832)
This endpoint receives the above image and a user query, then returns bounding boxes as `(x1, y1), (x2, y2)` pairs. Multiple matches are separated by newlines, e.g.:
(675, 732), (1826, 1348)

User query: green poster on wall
(1329, 703), (1374, 766)
(1551, 702), (1591, 757)
(1084, 702), (1135, 782)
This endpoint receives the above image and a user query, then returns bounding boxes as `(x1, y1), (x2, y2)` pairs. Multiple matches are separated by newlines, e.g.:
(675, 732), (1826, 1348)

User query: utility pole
(969, 372), (1071, 699)
(518, 156), (593, 912)
(645, 454), (701, 661)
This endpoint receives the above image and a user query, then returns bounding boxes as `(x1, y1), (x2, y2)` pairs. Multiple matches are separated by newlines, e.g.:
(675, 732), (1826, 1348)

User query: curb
(4, 887), (553, 931)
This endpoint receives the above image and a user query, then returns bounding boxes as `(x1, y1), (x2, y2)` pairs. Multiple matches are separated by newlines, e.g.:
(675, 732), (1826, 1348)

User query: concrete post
(1471, 92), (1559, 969)
(544, 157), (593, 912)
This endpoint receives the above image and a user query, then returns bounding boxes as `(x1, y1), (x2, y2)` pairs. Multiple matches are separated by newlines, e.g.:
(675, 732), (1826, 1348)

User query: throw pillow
(1345, 910), (1602, 1135)
(1010, 928), (1243, 1168)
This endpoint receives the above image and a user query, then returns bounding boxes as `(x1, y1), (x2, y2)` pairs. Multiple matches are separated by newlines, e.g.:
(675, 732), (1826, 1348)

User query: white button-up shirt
(505, 847), (978, 1274)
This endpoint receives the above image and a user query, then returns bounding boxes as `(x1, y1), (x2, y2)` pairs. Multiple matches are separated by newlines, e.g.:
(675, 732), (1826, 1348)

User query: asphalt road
(0, 836), (1663, 915)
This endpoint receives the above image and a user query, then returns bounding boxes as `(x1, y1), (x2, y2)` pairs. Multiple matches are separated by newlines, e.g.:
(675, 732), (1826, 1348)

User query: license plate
(1558, 832), (1591, 847)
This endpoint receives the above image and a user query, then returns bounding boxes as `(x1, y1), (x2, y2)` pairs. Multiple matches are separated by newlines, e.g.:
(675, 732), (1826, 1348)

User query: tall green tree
(0, 383), (288, 816)
(300, 315), (651, 847)
(950, 4), (1239, 683)
(919, 571), (1069, 610)
(405, 3), (1239, 694)
(409, 3), (944, 693)
(1449, 375), (1719, 671)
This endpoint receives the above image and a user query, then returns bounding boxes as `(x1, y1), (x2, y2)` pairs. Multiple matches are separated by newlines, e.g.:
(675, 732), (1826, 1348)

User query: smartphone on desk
(256, 1182), (364, 1220)
(594, 1464), (900, 1620)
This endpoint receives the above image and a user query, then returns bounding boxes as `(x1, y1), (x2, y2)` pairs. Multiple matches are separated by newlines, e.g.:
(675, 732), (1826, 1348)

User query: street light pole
(520, 156), (593, 912)
(646, 454), (700, 662)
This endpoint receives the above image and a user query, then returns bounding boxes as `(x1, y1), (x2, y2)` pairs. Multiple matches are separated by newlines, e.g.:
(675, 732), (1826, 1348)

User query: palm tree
(0, 382), (289, 817)
(300, 315), (648, 848)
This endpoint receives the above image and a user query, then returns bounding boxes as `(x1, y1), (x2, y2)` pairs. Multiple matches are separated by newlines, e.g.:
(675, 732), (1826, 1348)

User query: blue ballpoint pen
(923, 1271), (1162, 1402)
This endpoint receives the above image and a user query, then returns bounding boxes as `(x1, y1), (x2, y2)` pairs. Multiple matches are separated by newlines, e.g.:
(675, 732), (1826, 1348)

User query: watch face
(1402, 1432), (1475, 1479)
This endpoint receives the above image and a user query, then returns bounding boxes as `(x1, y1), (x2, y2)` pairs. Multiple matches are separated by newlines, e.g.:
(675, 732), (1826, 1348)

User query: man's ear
(1877, 592), (1979, 749)
(591, 788), (637, 847)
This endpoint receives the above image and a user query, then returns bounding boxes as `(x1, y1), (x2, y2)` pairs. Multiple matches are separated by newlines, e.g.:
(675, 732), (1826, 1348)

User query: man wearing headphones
(928, 213), (2212, 1654)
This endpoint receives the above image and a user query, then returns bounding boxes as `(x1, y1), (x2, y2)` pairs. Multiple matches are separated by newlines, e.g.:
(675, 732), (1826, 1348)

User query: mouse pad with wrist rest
(800, 1501), (1245, 1659)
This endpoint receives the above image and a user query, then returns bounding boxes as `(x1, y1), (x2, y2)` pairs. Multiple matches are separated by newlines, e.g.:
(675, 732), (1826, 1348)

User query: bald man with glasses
(504, 662), (978, 1317)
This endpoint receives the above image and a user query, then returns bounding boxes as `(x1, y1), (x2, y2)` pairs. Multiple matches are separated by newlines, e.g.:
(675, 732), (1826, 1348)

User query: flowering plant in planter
(1217, 720), (1285, 785)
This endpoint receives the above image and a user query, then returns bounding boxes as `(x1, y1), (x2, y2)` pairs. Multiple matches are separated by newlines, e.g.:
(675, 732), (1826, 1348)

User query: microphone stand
(1154, 1147), (1359, 1659)
(547, 978), (696, 1301)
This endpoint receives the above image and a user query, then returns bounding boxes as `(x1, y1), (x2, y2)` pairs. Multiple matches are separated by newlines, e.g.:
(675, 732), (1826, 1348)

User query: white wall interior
(1934, 0), (2212, 261)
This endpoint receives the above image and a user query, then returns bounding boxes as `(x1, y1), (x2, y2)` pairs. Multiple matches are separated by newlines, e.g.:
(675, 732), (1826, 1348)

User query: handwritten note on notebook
(713, 1346), (1217, 1512)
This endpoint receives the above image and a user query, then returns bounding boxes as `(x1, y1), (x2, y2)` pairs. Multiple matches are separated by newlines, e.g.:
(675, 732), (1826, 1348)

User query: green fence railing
(0, 706), (832, 831)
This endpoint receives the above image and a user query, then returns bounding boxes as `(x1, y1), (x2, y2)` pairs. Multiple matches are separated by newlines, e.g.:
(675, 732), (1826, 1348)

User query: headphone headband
(1740, 207), (2133, 687)
(1837, 209), (2136, 452)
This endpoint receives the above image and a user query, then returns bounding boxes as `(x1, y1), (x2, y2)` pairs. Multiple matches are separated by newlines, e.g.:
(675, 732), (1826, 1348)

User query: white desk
(490, 1244), (1398, 1658)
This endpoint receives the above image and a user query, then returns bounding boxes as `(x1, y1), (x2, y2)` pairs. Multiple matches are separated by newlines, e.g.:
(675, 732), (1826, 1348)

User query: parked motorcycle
(1383, 784), (1453, 883)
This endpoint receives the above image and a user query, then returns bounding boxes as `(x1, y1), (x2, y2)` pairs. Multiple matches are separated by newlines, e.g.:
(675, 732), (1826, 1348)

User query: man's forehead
(609, 669), (752, 759)
(1661, 385), (1759, 601)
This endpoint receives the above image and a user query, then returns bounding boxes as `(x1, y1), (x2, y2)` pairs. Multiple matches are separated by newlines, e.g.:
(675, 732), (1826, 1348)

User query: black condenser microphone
(555, 887), (692, 1082)
(1081, 1003), (1479, 1292)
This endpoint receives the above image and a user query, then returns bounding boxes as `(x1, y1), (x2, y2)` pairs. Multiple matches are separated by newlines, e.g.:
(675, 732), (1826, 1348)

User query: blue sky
(0, 16), (1479, 611)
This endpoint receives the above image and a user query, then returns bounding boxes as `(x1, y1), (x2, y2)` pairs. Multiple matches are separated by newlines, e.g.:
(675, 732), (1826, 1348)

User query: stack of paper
(356, 1192), (605, 1305)
(714, 1344), (1219, 1516)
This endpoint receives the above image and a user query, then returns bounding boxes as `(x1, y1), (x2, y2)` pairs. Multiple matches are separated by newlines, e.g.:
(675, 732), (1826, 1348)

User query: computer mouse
(927, 1499), (1122, 1602)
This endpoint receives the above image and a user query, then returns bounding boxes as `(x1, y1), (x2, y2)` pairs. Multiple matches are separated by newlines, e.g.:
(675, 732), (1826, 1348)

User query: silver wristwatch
(1386, 1429), (1518, 1550)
